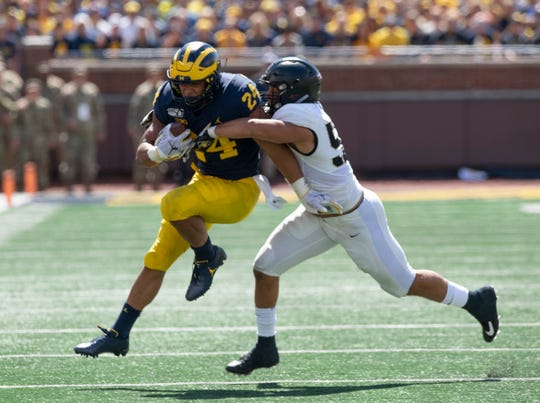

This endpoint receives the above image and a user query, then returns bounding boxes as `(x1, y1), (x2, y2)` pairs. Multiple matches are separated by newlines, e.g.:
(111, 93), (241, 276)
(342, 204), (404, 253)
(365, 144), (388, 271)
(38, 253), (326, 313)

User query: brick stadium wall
(24, 44), (540, 177)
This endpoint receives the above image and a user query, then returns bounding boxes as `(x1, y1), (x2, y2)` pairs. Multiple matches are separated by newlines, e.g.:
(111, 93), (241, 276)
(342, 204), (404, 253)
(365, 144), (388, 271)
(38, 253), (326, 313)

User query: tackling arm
(256, 140), (302, 184)
(214, 118), (312, 144)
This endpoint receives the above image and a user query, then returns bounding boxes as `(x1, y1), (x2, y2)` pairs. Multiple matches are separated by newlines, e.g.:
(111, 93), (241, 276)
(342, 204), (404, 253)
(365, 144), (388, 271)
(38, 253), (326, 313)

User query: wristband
(290, 177), (310, 199)
(147, 146), (163, 163)
(207, 126), (217, 138)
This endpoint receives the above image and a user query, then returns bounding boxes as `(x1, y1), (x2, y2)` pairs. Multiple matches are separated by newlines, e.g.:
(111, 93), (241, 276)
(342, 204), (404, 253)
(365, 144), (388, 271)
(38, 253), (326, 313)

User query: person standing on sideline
(59, 66), (105, 194)
(195, 56), (500, 375)
(0, 69), (17, 177)
(127, 64), (166, 191)
(13, 79), (55, 191)
(39, 64), (66, 183)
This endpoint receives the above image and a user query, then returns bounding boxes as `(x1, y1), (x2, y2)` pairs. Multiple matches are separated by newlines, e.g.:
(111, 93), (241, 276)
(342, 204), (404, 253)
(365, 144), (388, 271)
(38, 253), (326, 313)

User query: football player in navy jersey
(198, 56), (499, 375)
(73, 42), (334, 358)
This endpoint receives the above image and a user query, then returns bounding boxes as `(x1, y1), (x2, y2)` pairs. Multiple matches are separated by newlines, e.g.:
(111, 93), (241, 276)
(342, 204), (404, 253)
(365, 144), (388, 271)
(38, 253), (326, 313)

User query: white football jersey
(273, 102), (363, 210)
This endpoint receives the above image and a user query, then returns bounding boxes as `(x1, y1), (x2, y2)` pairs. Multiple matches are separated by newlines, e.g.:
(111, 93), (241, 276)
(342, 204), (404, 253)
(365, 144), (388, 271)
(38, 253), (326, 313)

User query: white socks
(442, 281), (469, 307)
(255, 307), (276, 337)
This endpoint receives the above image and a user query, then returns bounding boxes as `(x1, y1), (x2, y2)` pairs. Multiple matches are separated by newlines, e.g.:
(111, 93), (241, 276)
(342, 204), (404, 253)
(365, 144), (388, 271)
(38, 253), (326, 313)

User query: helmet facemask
(260, 82), (298, 115)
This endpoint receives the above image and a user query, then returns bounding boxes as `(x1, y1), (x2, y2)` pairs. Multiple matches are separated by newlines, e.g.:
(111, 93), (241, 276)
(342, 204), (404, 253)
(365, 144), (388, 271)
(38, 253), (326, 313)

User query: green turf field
(1, 196), (539, 402)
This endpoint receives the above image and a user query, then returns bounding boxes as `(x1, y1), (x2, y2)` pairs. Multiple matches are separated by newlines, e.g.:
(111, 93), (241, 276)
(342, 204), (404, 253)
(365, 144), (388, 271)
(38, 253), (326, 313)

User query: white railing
(24, 35), (540, 64)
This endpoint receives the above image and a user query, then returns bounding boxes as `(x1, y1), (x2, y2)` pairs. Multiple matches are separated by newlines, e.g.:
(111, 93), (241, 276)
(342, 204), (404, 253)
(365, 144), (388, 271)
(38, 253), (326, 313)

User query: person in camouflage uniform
(0, 69), (17, 181)
(127, 64), (165, 191)
(14, 79), (55, 191)
(39, 64), (66, 182)
(59, 66), (106, 193)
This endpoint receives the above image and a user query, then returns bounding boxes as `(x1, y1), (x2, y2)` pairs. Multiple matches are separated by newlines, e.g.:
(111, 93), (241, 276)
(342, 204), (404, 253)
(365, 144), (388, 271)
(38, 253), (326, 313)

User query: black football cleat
(74, 326), (129, 358)
(185, 246), (227, 301)
(464, 286), (500, 342)
(226, 338), (279, 375)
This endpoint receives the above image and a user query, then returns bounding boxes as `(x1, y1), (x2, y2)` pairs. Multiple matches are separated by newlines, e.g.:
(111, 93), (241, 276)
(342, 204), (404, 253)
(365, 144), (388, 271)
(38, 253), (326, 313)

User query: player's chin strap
(252, 174), (287, 210)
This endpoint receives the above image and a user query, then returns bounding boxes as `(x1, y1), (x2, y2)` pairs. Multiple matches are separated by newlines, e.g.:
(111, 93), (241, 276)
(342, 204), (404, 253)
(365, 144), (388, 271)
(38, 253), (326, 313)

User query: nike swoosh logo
(485, 321), (495, 337)
(349, 233), (361, 238)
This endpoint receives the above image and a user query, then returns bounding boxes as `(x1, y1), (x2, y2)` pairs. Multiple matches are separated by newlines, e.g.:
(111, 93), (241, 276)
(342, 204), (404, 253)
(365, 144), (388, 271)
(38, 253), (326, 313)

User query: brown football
(169, 122), (188, 136)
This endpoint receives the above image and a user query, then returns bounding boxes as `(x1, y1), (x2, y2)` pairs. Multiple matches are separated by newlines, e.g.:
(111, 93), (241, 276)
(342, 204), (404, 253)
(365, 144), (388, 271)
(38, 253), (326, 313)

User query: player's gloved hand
(303, 190), (344, 215)
(194, 124), (217, 150)
(147, 124), (194, 163)
(290, 177), (343, 215)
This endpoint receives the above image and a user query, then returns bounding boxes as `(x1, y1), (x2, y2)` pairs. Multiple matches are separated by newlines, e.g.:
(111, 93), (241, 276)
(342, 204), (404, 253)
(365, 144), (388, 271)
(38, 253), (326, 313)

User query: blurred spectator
(37, 2), (60, 35)
(192, 18), (216, 46)
(468, 8), (497, 44)
(302, 13), (333, 47)
(403, 10), (435, 45)
(5, 7), (25, 45)
(59, 66), (105, 194)
(127, 64), (166, 191)
(0, 20), (18, 70)
(118, 0), (147, 48)
(97, 22), (123, 51)
(50, 22), (70, 57)
(132, 20), (159, 48)
(271, 21), (304, 49)
(85, 5), (112, 44)
(369, 14), (410, 53)
(68, 21), (97, 58)
(351, 19), (372, 48)
(246, 11), (275, 47)
(159, 12), (188, 48)
(342, 0), (367, 32)
(214, 16), (247, 48)
(500, 13), (536, 44)
(260, 0), (286, 35)
(432, 10), (475, 45)
(14, 79), (54, 191)
(327, 9), (357, 46)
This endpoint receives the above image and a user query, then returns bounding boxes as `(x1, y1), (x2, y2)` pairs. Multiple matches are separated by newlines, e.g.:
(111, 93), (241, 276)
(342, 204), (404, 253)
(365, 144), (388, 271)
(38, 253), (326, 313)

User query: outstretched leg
(408, 269), (499, 342)
(226, 269), (280, 375)
(74, 267), (164, 357)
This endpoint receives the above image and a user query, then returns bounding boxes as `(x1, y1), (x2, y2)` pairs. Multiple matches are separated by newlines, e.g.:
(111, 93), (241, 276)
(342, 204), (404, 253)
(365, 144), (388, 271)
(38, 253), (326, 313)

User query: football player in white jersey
(198, 56), (499, 375)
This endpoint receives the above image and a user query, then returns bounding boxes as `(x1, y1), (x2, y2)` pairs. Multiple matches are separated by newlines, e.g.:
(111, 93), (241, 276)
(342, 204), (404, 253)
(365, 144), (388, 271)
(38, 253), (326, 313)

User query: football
(169, 121), (188, 136)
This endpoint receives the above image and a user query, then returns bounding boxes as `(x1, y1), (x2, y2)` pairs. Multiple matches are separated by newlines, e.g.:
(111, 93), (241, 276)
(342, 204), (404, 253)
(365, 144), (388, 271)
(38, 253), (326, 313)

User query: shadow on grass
(90, 378), (500, 400)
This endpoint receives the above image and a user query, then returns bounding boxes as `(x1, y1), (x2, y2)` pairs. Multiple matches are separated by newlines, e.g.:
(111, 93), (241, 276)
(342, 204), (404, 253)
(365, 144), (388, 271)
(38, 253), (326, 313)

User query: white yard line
(0, 322), (538, 335)
(1, 347), (540, 360)
(1, 377), (540, 389)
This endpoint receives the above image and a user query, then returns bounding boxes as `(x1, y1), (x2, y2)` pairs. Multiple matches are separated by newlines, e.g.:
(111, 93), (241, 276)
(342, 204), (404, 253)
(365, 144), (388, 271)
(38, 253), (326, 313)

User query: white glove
(290, 178), (343, 215)
(147, 124), (194, 163)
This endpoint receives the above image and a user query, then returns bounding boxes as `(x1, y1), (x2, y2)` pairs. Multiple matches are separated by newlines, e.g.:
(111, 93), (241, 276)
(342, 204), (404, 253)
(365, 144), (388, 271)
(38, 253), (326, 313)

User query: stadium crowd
(1, 0), (539, 193)
(1, 0), (540, 65)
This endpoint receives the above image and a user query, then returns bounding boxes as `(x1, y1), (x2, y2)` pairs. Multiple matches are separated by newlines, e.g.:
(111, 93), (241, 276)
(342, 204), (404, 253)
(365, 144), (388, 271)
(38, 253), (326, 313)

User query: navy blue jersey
(153, 72), (261, 180)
